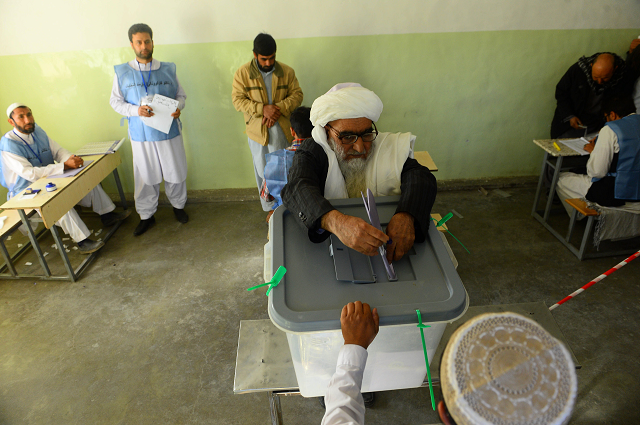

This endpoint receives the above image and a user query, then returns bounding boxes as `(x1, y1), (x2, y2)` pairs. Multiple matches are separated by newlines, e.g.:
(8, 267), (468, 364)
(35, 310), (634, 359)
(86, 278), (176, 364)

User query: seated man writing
(557, 95), (640, 213)
(281, 83), (437, 262)
(0, 103), (130, 253)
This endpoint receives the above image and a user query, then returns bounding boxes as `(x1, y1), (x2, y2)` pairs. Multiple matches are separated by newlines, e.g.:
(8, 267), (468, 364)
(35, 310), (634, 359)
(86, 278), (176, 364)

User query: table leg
(0, 239), (17, 276)
(112, 169), (128, 210)
(51, 224), (76, 282)
(543, 156), (563, 222)
(18, 209), (51, 277)
(268, 392), (284, 425)
(531, 152), (548, 215)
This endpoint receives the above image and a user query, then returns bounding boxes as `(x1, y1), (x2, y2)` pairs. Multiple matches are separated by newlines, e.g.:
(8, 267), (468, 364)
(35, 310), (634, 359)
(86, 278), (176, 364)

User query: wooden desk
(0, 152), (128, 281)
(531, 139), (585, 226)
(414, 151), (438, 172)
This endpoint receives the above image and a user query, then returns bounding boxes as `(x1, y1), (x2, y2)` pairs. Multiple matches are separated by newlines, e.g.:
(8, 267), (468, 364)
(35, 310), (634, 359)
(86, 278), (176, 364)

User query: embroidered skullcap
(440, 312), (577, 425)
(310, 83), (383, 127)
(6, 103), (27, 118)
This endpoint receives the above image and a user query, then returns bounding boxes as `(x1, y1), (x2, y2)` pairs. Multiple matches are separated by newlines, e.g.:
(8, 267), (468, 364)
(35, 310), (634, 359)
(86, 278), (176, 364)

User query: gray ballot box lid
(268, 196), (468, 333)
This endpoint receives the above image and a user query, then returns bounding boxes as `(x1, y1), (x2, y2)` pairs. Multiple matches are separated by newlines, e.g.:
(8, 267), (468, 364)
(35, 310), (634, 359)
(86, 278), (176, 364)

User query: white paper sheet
(49, 160), (94, 178)
(560, 137), (590, 155)
(141, 94), (179, 134)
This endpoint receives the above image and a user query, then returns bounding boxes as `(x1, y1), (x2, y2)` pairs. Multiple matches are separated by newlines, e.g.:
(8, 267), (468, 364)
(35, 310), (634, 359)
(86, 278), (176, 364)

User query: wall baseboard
(106, 175), (539, 206)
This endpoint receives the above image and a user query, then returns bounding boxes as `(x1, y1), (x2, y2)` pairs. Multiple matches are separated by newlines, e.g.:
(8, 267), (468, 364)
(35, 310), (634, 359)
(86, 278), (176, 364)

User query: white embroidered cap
(440, 312), (577, 425)
(6, 103), (27, 118)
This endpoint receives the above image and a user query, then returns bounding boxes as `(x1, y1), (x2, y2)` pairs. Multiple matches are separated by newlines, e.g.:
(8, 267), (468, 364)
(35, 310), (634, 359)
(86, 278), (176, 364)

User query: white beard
(328, 138), (374, 198)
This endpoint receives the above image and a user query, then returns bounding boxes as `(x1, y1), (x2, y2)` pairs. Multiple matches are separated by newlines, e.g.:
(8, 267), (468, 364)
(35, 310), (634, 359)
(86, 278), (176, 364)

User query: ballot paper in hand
(141, 94), (179, 134)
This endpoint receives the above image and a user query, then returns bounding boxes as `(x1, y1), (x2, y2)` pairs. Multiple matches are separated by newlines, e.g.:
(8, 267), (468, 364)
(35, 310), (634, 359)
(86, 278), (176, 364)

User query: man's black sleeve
(395, 158), (437, 243)
(281, 139), (334, 242)
(554, 63), (582, 123)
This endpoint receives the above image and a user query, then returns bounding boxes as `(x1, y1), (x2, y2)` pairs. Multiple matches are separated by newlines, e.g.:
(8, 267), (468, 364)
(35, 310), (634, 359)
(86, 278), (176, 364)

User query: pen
(553, 142), (561, 151)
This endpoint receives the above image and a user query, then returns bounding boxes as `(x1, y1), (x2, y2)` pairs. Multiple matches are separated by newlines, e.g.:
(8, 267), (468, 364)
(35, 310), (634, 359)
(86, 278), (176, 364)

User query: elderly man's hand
(322, 210), (388, 256)
(385, 212), (415, 263)
(569, 116), (583, 130)
(341, 301), (379, 349)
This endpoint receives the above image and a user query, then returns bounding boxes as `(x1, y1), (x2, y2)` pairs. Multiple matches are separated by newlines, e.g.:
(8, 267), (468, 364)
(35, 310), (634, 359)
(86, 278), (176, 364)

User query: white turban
(310, 83), (383, 127)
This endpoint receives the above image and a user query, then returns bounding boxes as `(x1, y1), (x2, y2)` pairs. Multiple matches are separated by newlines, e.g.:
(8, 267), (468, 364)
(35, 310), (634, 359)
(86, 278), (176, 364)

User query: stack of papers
(76, 138), (125, 156)
(560, 138), (590, 155)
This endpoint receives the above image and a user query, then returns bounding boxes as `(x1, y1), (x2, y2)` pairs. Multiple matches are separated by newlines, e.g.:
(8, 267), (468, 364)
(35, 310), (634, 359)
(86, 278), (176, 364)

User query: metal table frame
(0, 156), (128, 282)
(234, 301), (579, 425)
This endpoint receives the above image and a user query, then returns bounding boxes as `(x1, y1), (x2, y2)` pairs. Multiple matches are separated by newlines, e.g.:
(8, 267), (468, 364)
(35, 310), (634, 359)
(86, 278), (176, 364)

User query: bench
(564, 198), (638, 260)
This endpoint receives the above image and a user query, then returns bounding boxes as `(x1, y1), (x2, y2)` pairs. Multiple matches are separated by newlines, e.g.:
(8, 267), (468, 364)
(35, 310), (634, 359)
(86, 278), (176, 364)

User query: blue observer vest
(114, 61), (181, 141)
(0, 125), (56, 199)
(605, 114), (640, 201)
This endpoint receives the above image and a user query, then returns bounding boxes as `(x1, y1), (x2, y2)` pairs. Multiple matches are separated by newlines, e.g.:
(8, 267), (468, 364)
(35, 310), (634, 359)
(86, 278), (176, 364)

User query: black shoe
(173, 208), (189, 223)
(101, 209), (132, 227)
(77, 238), (105, 254)
(363, 392), (375, 408)
(134, 216), (155, 236)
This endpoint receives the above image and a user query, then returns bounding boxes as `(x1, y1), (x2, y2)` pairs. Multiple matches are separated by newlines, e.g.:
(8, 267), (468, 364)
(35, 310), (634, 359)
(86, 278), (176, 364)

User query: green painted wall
(0, 29), (638, 200)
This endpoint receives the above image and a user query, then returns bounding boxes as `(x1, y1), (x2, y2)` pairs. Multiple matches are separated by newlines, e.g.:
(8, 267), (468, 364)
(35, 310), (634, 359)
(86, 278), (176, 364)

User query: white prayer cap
(440, 312), (577, 425)
(6, 103), (28, 118)
(310, 83), (383, 127)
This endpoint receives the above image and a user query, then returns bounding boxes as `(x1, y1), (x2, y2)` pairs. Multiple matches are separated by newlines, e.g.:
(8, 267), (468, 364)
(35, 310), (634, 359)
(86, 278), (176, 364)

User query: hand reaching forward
(341, 301), (379, 349)
(321, 210), (388, 256)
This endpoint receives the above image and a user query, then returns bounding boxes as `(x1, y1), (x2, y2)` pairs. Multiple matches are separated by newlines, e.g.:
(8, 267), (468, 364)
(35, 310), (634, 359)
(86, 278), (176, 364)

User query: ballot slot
(329, 235), (376, 283)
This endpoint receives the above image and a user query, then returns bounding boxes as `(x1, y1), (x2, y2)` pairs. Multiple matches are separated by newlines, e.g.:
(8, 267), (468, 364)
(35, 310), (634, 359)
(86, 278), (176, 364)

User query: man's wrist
(320, 209), (341, 233)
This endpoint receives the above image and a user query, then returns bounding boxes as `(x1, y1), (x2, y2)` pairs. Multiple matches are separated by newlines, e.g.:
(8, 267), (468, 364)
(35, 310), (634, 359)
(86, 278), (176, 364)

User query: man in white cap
(0, 104), (130, 253)
(281, 83), (436, 263)
(110, 23), (189, 236)
(322, 307), (578, 425)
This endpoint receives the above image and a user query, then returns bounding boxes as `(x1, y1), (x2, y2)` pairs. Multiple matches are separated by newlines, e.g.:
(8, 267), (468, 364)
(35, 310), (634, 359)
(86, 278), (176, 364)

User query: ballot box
(267, 196), (468, 397)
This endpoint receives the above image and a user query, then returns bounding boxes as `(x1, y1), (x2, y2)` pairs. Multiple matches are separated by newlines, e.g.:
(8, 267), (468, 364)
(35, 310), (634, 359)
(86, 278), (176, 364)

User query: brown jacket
(232, 59), (303, 146)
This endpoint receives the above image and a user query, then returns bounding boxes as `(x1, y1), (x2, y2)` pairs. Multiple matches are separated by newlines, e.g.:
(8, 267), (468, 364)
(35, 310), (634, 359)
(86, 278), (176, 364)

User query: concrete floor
(1, 186), (639, 424)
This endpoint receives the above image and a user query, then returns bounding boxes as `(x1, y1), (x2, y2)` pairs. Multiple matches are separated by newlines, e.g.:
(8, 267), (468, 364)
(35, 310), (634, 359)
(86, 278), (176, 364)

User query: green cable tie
(246, 266), (287, 296)
(416, 309), (436, 411)
(437, 212), (453, 227)
(431, 215), (470, 254)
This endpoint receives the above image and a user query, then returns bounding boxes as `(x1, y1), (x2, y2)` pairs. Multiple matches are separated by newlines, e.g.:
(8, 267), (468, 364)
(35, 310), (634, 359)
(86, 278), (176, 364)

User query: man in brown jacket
(232, 33), (303, 213)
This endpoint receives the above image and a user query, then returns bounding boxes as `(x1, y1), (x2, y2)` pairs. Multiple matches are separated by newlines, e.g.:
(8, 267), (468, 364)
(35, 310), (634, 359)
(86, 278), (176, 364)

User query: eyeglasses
(325, 122), (378, 145)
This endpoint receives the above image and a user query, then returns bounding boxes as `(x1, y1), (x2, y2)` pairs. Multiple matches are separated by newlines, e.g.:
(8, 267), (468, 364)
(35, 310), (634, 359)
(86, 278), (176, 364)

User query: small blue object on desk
(46, 183), (57, 192)
(25, 188), (41, 195)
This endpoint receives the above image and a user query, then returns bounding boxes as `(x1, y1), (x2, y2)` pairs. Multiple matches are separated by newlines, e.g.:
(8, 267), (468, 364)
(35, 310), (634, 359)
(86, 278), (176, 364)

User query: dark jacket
(551, 55), (627, 138)
(281, 138), (437, 243)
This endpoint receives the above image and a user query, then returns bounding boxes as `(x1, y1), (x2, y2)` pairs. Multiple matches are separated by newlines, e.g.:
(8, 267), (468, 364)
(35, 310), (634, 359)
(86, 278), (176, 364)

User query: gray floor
(1, 186), (639, 424)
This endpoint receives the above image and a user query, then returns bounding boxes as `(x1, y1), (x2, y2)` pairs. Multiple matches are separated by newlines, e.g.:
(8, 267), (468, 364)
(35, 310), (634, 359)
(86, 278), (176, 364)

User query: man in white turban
(281, 83), (436, 262)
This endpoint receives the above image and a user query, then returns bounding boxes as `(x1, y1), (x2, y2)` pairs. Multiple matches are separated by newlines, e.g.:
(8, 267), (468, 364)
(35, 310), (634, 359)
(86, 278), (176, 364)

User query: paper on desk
(141, 94), (179, 134)
(21, 192), (39, 199)
(49, 160), (94, 178)
(560, 138), (590, 155)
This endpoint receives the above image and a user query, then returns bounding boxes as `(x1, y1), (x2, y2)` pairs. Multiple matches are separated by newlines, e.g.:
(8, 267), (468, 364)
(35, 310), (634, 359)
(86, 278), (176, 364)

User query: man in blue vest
(1, 104), (130, 253)
(557, 95), (640, 212)
(110, 23), (188, 236)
